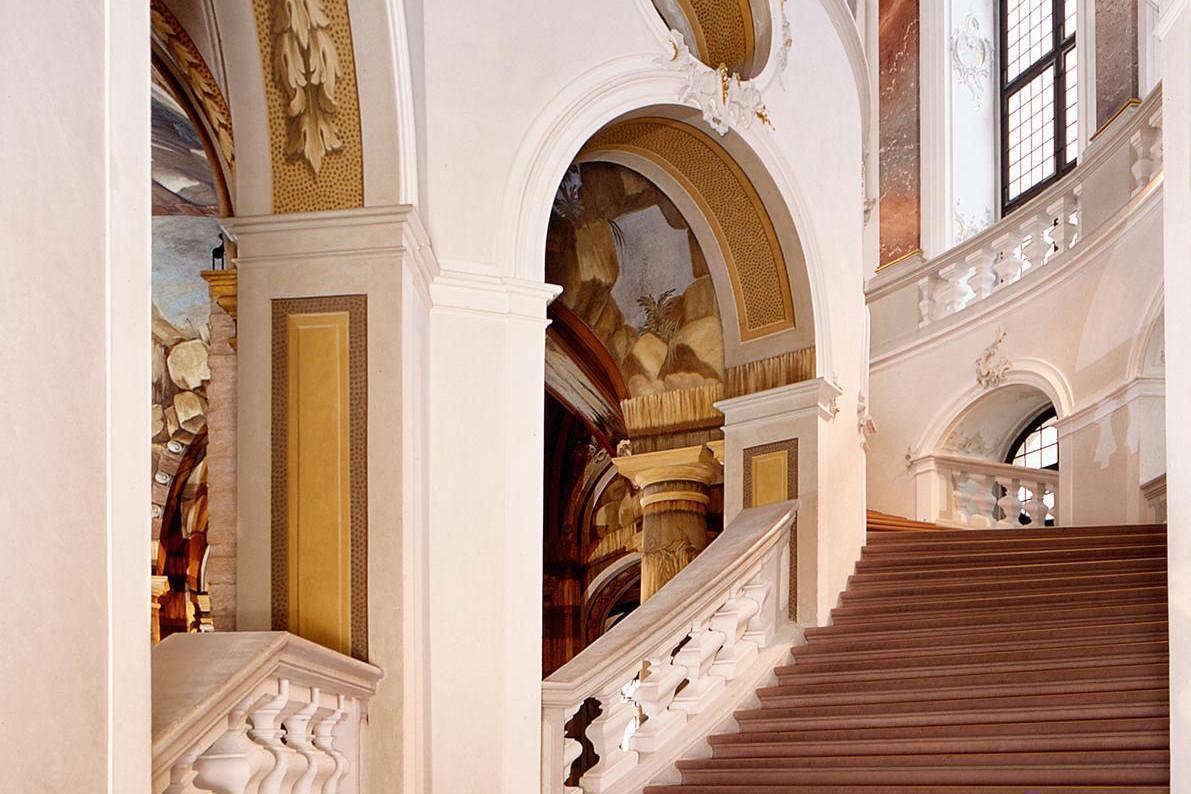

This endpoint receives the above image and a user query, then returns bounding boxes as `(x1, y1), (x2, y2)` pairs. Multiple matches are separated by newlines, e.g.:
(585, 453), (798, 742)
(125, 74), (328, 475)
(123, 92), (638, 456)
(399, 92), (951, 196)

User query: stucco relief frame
(271, 295), (369, 660)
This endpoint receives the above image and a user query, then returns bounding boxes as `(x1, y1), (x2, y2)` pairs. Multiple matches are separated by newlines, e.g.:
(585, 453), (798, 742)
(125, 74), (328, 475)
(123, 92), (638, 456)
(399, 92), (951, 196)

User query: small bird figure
(211, 233), (225, 270)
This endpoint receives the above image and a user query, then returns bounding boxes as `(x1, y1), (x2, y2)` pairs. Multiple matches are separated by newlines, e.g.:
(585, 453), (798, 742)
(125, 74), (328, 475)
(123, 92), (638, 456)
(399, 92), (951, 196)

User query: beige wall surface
(0, 2), (152, 791)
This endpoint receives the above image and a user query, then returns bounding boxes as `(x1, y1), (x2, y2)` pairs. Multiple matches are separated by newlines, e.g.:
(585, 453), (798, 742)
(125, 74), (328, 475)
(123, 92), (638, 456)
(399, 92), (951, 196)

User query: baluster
(966, 246), (998, 301)
(1027, 481), (1049, 526)
(192, 704), (257, 794)
(282, 696), (322, 794)
(710, 587), (760, 679)
(578, 678), (639, 792)
(741, 579), (774, 648)
(1047, 194), (1076, 256)
(969, 472), (999, 528)
(1131, 127), (1157, 193)
(1149, 114), (1164, 175)
(1021, 213), (1051, 272)
(248, 680), (291, 794)
(992, 232), (1024, 287)
(560, 701), (585, 794)
(670, 620), (726, 714)
(936, 263), (972, 317)
(917, 275), (938, 327)
(164, 751), (200, 794)
(312, 695), (349, 794)
(631, 646), (687, 753)
(997, 477), (1024, 528)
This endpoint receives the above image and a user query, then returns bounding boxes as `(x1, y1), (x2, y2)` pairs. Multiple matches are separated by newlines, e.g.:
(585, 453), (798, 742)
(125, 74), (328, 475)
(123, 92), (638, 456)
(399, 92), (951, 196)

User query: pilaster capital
(429, 270), (562, 322)
(611, 444), (723, 490)
(715, 377), (843, 428)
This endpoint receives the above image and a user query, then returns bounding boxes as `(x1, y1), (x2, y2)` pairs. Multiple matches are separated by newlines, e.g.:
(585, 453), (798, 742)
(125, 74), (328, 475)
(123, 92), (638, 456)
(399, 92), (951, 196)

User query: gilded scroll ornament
(272, 0), (343, 175)
(658, 31), (772, 136)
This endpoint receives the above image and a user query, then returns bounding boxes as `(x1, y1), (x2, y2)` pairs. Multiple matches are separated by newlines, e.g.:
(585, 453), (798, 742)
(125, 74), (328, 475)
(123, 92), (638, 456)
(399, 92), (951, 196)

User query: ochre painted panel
(287, 312), (352, 655)
(749, 449), (789, 506)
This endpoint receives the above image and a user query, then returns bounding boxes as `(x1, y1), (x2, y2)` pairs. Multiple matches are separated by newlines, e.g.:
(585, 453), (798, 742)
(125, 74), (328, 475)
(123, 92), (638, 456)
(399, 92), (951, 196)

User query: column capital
(611, 444), (723, 490)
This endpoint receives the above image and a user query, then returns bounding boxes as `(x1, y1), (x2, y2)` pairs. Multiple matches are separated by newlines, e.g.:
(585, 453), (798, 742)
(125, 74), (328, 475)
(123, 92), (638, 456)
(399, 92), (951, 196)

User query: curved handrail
(867, 83), (1164, 305)
(541, 500), (797, 794)
(542, 500), (796, 702)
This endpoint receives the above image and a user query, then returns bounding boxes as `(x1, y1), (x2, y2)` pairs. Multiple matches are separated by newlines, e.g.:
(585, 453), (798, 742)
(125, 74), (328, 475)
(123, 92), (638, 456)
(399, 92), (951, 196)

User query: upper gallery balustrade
(867, 86), (1164, 345)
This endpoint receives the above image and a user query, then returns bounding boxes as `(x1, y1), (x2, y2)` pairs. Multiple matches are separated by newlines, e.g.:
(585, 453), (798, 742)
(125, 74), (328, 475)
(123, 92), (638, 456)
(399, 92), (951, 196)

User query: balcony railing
(152, 631), (382, 794)
(541, 501), (797, 794)
(868, 85), (1163, 339)
(912, 453), (1059, 529)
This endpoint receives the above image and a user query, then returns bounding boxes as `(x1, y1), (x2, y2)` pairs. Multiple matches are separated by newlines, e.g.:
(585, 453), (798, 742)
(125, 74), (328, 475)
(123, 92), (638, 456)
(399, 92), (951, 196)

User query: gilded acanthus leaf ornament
(272, 0), (342, 175)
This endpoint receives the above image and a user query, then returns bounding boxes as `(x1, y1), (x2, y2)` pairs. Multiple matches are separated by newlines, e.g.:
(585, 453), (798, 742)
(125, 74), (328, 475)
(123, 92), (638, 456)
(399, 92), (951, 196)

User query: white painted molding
(377, 0), (420, 206)
(918, 0), (951, 257)
(1129, 285), (1167, 378)
(222, 204), (439, 300)
(492, 55), (845, 381)
(430, 271), (561, 320)
(870, 176), (1164, 369)
(816, 0), (873, 156)
(912, 359), (1076, 456)
(1054, 376), (1166, 438)
(715, 377), (845, 428)
(1156, 0), (1190, 38)
(1076, 0), (1097, 154)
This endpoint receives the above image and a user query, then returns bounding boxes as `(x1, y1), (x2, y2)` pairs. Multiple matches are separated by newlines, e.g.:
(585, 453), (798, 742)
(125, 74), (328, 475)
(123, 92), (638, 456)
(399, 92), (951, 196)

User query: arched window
(1001, 0), (1079, 210)
(1006, 407), (1059, 469)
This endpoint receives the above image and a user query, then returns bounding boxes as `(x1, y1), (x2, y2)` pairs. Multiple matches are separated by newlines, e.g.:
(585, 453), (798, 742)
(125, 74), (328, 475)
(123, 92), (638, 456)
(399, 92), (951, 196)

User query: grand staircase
(647, 519), (1170, 792)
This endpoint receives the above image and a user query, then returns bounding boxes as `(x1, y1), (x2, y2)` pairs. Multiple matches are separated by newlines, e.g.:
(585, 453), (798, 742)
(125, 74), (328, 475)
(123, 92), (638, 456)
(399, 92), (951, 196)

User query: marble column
(613, 444), (723, 600)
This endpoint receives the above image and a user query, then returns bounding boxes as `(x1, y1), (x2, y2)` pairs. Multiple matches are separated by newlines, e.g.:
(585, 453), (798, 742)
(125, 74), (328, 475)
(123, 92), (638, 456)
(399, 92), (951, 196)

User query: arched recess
(915, 359), (1076, 457)
(498, 63), (838, 379)
(1129, 287), (1166, 379)
(150, 0), (235, 217)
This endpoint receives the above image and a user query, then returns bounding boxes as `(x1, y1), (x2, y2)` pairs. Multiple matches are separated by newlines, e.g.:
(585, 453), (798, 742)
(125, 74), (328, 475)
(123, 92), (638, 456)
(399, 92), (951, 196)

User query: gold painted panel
(742, 438), (798, 508)
(250, 0), (365, 212)
(272, 296), (368, 660)
(582, 118), (795, 340)
(749, 450), (789, 506)
(287, 312), (352, 654)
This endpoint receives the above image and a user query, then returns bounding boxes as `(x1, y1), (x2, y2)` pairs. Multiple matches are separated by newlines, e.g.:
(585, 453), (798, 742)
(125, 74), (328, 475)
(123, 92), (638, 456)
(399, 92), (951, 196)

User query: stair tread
(650, 522), (1171, 791)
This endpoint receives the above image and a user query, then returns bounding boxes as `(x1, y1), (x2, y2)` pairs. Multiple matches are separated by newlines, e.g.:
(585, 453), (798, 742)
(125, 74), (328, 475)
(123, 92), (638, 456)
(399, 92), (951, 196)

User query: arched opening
(540, 108), (816, 673)
(149, 64), (232, 641)
(931, 384), (1062, 527)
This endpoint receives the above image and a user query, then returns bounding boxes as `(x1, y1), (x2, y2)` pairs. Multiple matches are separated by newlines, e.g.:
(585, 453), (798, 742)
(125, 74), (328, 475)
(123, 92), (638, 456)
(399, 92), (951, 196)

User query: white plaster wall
(412, 1), (870, 789)
(867, 195), (1165, 525)
(0, 2), (152, 790)
(1158, 0), (1191, 782)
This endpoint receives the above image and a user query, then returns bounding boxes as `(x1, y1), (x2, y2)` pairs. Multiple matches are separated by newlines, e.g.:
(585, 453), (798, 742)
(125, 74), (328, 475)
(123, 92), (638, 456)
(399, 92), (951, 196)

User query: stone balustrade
(869, 86), (1164, 342)
(914, 453), (1059, 529)
(152, 632), (382, 794)
(541, 501), (797, 794)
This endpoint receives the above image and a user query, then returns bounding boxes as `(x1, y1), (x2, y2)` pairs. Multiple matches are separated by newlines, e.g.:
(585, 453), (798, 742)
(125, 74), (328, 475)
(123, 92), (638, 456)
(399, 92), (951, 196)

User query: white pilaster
(1, 2), (151, 790)
(426, 271), (560, 794)
(1159, 0), (1191, 784)
(223, 204), (435, 793)
(716, 378), (844, 625)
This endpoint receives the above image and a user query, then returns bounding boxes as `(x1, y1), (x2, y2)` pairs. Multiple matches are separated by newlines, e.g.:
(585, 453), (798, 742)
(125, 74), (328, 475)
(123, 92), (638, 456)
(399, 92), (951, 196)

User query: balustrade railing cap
(866, 84), (1163, 301)
(152, 631), (382, 770)
(542, 500), (797, 707)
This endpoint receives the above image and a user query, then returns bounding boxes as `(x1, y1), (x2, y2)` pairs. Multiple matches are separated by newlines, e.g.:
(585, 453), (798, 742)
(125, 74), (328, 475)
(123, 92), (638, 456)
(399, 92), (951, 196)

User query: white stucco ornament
(656, 31), (772, 136)
(950, 13), (992, 107)
(975, 326), (1011, 389)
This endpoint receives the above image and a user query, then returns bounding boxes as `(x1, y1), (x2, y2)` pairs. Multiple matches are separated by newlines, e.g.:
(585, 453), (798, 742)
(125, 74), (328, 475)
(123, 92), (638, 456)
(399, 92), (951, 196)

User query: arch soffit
(577, 116), (798, 344)
(1128, 286), (1166, 379)
(498, 63), (836, 376)
(150, 1), (235, 215)
(915, 358), (1076, 457)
